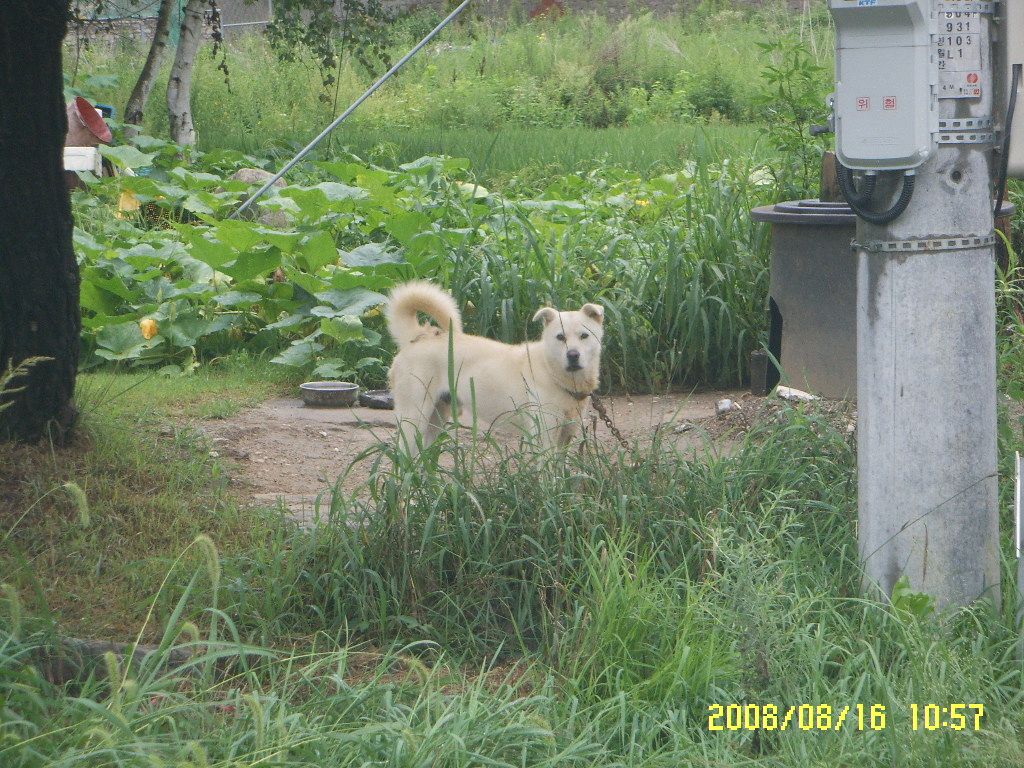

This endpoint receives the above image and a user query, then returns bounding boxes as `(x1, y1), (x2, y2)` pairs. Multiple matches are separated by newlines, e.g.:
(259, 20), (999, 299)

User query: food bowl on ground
(358, 389), (394, 409)
(300, 381), (360, 407)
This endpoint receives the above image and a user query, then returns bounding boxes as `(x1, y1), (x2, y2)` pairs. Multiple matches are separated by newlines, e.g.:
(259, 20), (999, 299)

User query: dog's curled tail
(386, 281), (463, 349)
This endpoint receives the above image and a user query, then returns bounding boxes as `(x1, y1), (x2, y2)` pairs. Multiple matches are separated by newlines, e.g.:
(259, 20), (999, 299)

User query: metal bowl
(299, 381), (360, 407)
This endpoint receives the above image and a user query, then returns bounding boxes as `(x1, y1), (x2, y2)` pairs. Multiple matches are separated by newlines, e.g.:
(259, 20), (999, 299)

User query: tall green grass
(212, 398), (1024, 765)
(256, 123), (764, 191)
(67, 2), (833, 186)
(6, 391), (1023, 766)
(0, 358), (303, 640)
(434, 149), (774, 389)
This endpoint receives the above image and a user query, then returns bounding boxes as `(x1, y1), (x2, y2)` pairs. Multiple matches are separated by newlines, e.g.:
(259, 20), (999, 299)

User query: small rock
(226, 168), (289, 228)
(229, 168), (286, 188)
(776, 386), (820, 403)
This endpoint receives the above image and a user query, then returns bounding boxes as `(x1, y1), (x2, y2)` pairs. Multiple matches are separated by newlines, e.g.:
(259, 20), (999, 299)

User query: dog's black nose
(566, 349), (581, 370)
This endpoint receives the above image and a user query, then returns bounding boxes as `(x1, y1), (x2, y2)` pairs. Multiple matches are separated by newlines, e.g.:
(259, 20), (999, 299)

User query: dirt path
(196, 389), (750, 523)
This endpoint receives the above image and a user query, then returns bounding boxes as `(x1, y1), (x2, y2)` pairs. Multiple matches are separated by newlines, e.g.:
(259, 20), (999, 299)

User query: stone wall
(374, 0), (703, 20)
(73, 0), (789, 44)
(216, 0), (771, 31)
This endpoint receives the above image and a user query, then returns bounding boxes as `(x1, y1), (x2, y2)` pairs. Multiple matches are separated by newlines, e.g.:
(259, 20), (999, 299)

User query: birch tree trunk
(124, 0), (176, 139)
(167, 0), (206, 146)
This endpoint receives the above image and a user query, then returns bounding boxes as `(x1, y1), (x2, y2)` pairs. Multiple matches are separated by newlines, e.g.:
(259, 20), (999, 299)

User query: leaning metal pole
(230, 0), (473, 220)
(856, 9), (1000, 609)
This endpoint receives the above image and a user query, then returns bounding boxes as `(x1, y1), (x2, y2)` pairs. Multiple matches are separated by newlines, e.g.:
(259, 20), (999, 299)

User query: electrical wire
(836, 159), (916, 225)
(833, 156), (877, 206)
(230, 0), (473, 220)
(994, 62), (1022, 219)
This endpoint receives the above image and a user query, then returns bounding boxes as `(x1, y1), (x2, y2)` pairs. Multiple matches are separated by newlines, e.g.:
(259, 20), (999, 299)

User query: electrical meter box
(828, 0), (937, 171)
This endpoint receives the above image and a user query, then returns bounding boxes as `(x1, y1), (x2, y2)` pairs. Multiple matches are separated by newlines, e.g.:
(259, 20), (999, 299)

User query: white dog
(386, 281), (604, 454)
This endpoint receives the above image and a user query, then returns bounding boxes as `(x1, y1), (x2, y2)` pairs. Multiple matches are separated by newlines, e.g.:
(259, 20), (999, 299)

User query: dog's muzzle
(565, 350), (582, 371)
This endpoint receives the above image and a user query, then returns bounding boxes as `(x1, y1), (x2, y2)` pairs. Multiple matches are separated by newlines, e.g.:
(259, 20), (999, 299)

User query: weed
(755, 35), (832, 197)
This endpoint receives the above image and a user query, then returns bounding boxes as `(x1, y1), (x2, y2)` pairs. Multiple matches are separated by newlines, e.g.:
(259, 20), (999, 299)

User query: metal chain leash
(590, 393), (629, 450)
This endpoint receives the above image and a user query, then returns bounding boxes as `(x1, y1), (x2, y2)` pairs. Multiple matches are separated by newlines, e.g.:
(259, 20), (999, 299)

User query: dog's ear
(581, 303), (604, 324)
(533, 307), (558, 326)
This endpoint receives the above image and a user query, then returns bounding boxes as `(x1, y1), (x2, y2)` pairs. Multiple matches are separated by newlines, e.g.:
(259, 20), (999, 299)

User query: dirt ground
(195, 388), (755, 522)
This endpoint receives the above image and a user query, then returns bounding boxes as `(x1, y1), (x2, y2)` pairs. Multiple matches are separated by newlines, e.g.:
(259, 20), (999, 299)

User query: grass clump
(0, 360), (300, 640)
(226, 399), (857, 664)
(5, 363), (1024, 766)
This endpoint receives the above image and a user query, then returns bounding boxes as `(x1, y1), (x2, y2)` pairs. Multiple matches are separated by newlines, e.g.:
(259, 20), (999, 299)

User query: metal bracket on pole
(853, 233), (997, 254)
(229, 0), (473, 220)
(936, 117), (996, 145)
(934, 1), (994, 13)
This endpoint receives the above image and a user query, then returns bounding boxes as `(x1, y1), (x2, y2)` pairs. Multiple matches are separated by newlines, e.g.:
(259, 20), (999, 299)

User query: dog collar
(562, 386), (593, 401)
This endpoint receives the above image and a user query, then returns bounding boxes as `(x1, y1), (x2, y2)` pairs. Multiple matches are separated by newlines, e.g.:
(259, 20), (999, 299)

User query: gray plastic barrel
(751, 198), (1016, 400)
(751, 199), (857, 399)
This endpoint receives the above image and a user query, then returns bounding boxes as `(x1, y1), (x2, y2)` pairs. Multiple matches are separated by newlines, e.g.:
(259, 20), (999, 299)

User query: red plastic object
(69, 96), (112, 144)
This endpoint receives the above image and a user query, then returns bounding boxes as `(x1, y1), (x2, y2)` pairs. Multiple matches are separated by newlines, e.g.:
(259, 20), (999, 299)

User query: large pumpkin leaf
(94, 322), (162, 360)
(99, 144), (158, 171)
(271, 339), (323, 367)
(315, 287), (387, 316)
(340, 244), (406, 268)
(217, 250), (281, 282)
(163, 313), (237, 347)
(300, 231), (340, 272)
(320, 315), (364, 343)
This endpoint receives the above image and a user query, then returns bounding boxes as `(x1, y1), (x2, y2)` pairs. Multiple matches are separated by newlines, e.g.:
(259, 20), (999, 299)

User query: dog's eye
(580, 332), (589, 340)
(556, 333), (566, 341)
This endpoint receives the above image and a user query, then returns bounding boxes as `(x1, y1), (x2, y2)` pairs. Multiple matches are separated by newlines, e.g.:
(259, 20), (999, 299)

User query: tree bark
(123, 0), (177, 140)
(168, 0), (206, 146)
(0, 0), (80, 443)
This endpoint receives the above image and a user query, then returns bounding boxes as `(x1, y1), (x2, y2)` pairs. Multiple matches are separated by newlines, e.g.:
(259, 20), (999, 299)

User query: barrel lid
(752, 198), (1016, 224)
(750, 199), (855, 225)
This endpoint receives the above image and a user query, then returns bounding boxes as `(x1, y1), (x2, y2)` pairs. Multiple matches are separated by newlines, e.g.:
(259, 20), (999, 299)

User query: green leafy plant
(266, 0), (393, 85)
(755, 35), (832, 197)
(890, 574), (937, 620)
(74, 131), (775, 390)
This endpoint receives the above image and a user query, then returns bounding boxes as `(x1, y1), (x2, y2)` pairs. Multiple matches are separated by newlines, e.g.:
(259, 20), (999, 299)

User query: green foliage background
(66, 3), (846, 390)
(6, 6), (1021, 766)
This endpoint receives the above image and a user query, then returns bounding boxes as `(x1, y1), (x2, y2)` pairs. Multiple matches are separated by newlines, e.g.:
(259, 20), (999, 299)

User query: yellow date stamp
(707, 703), (984, 732)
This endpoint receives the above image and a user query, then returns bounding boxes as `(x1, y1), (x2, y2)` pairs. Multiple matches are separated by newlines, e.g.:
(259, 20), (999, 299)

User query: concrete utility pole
(831, 1), (1001, 609)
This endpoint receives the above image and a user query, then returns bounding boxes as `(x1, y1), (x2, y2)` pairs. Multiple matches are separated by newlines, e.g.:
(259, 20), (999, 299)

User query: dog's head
(533, 303), (604, 389)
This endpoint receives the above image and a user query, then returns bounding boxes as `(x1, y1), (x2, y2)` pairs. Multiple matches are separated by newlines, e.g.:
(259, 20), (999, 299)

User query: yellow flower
(139, 318), (158, 340)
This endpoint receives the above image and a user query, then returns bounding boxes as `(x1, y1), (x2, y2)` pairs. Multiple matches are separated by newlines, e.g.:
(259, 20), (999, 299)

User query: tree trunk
(0, 0), (80, 443)
(167, 0), (206, 146)
(123, 0), (177, 139)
